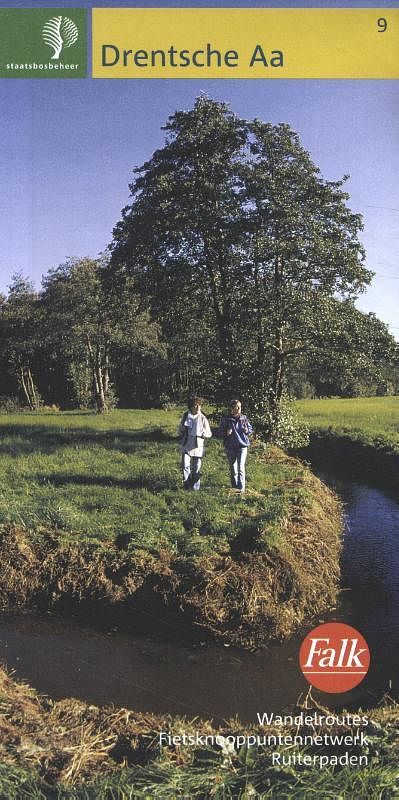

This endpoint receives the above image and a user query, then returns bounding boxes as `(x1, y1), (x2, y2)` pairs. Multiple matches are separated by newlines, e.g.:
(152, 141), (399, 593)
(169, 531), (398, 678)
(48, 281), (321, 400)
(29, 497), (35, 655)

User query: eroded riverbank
(298, 430), (399, 499)
(1, 470), (398, 721)
(0, 450), (342, 648)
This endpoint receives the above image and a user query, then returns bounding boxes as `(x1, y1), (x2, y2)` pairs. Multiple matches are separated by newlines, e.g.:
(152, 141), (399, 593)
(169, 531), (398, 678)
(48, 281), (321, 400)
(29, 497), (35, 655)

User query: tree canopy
(109, 96), (378, 412)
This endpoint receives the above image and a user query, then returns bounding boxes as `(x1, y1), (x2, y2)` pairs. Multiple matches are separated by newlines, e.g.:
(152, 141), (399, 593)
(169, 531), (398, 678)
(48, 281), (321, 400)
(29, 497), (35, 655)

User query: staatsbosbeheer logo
(42, 16), (79, 60)
(0, 8), (86, 79)
(299, 622), (370, 694)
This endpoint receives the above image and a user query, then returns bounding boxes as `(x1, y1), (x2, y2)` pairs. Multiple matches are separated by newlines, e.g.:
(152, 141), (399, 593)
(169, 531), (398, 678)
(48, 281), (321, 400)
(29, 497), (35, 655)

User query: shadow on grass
(0, 425), (175, 456)
(37, 472), (179, 492)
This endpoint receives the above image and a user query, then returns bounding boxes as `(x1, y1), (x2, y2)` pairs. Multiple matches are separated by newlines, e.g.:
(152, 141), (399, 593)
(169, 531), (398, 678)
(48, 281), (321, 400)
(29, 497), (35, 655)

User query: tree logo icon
(42, 16), (79, 60)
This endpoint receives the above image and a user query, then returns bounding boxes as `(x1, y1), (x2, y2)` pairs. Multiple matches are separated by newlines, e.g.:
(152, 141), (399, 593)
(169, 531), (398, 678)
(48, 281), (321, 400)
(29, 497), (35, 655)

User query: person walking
(219, 399), (253, 492)
(178, 396), (212, 490)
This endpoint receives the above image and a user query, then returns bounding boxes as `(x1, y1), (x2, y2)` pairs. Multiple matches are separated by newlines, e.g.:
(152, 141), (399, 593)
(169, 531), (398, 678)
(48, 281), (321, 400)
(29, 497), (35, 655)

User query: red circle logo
(299, 622), (370, 694)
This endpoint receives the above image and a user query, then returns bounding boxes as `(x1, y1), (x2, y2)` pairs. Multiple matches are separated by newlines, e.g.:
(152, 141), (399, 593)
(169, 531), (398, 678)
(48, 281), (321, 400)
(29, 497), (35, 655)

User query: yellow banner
(92, 8), (399, 79)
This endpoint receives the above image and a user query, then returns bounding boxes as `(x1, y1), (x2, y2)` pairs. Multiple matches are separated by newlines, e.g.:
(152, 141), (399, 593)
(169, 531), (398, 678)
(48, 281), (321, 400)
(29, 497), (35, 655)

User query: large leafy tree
(110, 98), (373, 417)
(303, 301), (399, 397)
(240, 121), (371, 414)
(1, 102), (392, 415)
(111, 96), (248, 395)
(41, 257), (161, 412)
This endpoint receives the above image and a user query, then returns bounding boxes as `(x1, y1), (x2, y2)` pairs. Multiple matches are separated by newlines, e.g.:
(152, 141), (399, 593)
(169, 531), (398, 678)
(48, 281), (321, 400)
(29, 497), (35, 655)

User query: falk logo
(299, 622), (370, 694)
(42, 16), (79, 60)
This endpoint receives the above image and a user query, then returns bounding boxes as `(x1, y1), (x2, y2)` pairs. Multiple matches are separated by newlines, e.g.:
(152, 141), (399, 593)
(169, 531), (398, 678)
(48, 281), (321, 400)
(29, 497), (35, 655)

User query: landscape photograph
(0, 0), (398, 797)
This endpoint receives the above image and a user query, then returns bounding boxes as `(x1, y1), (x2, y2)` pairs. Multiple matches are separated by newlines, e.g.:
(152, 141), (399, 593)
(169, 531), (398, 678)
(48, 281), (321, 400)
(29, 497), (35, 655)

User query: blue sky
(1, 0), (398, 338)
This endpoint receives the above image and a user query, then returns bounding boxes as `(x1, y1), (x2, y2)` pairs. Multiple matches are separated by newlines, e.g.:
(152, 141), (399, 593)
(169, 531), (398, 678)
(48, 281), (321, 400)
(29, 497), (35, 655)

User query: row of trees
(0, 263), (162, 412)
(1, 98), (398, 415)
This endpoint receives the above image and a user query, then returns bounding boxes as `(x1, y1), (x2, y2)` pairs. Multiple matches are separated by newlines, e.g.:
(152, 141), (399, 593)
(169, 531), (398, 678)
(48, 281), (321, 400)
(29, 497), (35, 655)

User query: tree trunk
(19, 366), (39, 410)
(103, 350), (110, 396)
(202, 240), (237, 392)
(86, 335), (107, 413)
(26, 367), (39, 410)
(94, 359), (106, 414)
(269, 255), (285, 423)
(253, 260), (267, 396)
(20, 367), (32, 409)
(270, 329), (284, 414)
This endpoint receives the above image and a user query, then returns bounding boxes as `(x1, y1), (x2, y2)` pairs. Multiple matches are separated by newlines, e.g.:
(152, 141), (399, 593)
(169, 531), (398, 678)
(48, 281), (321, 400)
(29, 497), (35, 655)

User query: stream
(0, 469), (398, 723)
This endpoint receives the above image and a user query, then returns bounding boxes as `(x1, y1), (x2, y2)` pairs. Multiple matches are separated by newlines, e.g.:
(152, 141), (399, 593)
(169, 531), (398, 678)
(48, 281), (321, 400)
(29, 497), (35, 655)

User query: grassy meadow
(2, 398), (396, 555)
(0, 407), (342, 646)
(297, 396), (399, 451)
(0, 408), (310, 557)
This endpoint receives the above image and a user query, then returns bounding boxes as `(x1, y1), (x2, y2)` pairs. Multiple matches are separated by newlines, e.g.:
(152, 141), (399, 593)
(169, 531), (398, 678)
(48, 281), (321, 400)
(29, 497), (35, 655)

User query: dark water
(0, 474), (398, 723)
(316, 473), (399, 701)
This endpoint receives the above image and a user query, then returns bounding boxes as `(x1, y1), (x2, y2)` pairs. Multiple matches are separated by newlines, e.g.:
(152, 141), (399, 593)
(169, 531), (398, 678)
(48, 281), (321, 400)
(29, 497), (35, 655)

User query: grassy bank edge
(296, 396), (399, 496)
(298, 429), (399, 498)
(0, 449), (342, 648)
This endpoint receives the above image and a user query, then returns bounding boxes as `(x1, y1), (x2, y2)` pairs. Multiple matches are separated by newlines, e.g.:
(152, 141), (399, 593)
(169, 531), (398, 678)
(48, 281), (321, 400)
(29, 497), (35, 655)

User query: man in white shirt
(178, 396), (212, 490)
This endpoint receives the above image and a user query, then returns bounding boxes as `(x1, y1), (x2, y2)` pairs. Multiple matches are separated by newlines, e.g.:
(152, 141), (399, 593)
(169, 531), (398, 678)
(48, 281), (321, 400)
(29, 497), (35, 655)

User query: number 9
(377, 17), (387, 32)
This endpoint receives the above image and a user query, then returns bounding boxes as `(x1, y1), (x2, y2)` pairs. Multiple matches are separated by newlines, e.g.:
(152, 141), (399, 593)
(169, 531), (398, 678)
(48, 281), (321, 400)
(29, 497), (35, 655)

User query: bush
(158, 393), (177, 411)
(103, 383), (118, 412)
(68, 363), (92, 409)
(251, 396), (310, 450)
(0, 396), (25, 413)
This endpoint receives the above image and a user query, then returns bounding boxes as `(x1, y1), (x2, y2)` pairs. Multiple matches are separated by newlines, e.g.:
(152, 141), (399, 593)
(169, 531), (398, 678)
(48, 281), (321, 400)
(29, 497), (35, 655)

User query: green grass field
(0, 407), (342, 647)
(0, 409), (308, 557)
(297, 396), (399, 452)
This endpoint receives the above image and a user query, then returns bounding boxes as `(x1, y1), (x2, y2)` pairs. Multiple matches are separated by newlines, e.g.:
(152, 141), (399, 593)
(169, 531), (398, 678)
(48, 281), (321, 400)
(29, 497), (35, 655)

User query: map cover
(0, 1), (398, 798)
